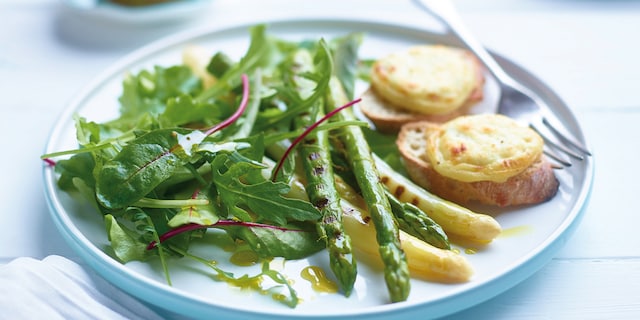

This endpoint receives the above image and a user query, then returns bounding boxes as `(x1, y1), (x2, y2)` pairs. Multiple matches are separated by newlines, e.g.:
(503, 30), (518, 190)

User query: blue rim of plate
(42, 18), (594, 320)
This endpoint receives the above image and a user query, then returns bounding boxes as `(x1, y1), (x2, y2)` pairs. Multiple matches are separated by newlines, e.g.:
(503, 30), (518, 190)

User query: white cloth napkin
(0, 255), (164, 320)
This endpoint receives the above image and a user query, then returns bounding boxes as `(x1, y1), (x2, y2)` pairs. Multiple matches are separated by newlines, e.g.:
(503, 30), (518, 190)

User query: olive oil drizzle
(300, 266), (339, 293)
(168, 244), (300, 307)
(230, 250), (260, 266)
(499, 225), (533, 238)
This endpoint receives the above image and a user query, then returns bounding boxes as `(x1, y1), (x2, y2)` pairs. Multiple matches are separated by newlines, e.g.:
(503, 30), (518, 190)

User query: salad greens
(43, 24), (451, 307)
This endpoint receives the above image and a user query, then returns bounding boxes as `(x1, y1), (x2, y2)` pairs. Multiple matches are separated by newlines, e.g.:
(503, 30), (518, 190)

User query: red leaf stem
(204, 74), (250, 136)
(271, 98), (362, 181)
(146, 220), (292, 250)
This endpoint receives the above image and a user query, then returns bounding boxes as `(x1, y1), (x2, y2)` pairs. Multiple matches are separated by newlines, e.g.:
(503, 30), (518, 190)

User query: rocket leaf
(212, 156), (321, 226)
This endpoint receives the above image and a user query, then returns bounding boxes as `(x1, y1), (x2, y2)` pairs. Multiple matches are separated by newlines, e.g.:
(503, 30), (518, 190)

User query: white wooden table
(1, 0), (639, 318)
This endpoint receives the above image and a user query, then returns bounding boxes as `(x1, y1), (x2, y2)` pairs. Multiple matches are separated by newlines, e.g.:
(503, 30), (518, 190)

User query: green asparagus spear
(290, 48), (357, 296)
(385, 189), (450, 250)
(326, 77), (410, 302)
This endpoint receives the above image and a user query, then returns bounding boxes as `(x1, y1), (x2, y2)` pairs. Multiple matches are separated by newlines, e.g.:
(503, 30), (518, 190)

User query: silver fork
(414, 0), (591, 166)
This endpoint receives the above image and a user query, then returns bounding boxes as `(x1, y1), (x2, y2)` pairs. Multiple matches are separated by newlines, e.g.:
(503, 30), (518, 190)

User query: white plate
(43, 19), (594, 320)
(61, 0), (213, 24)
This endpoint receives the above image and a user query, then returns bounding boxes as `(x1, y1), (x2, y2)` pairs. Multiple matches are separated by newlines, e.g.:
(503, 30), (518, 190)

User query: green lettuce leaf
(96, 128), (197, 209)
(105, 214), (148, 263)
(159, 94), (229, 129)
(118, 65), (201, 128)
(223, 224), (324, 259)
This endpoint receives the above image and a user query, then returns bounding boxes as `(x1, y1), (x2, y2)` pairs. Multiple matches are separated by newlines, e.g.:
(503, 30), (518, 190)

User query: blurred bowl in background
(61, 0), (213, 25)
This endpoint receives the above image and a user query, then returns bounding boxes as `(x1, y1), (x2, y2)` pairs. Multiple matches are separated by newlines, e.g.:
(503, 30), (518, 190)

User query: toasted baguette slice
(359, 87), (477, 133)
(397, 121), (559, 207)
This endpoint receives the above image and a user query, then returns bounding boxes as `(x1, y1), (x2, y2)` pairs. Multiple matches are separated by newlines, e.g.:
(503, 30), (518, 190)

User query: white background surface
(1, 0), (639, 319)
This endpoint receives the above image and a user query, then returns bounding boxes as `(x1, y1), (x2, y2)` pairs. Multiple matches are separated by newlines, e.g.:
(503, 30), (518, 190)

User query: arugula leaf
(212, 156), (321, 225)
(254, 39), (333, 132)
(258, 261), (300, 308)
(171, 247), (301, 308)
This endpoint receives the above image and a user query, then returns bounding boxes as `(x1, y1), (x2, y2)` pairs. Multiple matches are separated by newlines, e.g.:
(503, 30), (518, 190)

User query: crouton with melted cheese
(360, 45), (484, 133)
(397, 114), (559, 207)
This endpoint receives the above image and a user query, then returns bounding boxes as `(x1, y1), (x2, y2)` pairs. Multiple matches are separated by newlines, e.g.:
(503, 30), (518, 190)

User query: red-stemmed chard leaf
(148, 218), (324, 260)
(96, 75), (250, 209)
(147, 220), (291, 250)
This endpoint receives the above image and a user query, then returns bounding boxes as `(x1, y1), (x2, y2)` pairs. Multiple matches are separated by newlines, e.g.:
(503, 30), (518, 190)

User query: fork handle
(414, 0), (513, 85)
